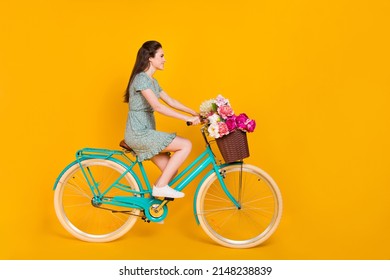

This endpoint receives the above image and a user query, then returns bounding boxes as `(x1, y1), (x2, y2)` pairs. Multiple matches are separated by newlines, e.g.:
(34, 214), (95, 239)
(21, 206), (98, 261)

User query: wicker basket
(216, 130), (250, 163)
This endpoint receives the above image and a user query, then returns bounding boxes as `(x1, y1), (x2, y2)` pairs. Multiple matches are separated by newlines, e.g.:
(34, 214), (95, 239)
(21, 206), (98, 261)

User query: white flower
(199, 99), (215, 117)
(208, 113), (221, 124)
(208, 123), (220, 138)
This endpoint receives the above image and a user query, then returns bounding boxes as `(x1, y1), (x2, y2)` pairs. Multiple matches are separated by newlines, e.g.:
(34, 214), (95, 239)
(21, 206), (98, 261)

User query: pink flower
(245, 119), (256, 132)
(217, 105), (234, 119)
(218, 122), (229, 137)
(215, 95), (230, 107)
(225, 115), (237, 132)
(236, 113), (249, 130)
(235, 113), (256, 132)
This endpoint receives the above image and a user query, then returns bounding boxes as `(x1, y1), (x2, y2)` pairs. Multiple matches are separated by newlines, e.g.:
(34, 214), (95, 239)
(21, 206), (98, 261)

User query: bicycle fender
(53, 159), (79, 190)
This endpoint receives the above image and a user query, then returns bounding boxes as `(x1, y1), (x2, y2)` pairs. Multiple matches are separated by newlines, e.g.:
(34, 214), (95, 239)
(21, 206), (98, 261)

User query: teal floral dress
(124, 72), (176, 161)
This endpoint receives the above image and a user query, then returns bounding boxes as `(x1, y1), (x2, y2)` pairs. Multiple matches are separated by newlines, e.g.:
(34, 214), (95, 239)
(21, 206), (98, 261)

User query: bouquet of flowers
(199, 94), (256, 139)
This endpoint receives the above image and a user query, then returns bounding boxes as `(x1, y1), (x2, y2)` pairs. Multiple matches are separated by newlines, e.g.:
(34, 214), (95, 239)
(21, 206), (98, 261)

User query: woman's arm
(160, 91), (198, 116)
(141, 89), (198, 122)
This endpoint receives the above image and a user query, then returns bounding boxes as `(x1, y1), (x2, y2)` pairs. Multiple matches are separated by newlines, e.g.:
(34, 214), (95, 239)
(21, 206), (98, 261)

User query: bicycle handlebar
(186, 117), (208, 127)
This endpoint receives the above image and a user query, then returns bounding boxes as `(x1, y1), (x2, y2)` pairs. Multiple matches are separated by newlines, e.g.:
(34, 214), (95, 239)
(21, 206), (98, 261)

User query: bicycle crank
(148, 198), (173, 218)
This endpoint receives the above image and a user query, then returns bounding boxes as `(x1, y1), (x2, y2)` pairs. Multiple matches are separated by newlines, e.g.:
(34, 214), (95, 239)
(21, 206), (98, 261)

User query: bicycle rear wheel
(54, 158), (140, 242)
(196, 164), (282, 248)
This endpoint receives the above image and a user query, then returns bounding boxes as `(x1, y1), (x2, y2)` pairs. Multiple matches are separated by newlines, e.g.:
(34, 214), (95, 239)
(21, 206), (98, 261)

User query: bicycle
(53, 125), (283, 249)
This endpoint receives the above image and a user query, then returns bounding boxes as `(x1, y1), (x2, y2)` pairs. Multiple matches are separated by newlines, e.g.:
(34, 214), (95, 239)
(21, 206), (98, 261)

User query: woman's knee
(167, 136), (192, 152)
(182, 138), (192, 152)
(177, 138), (192, 156)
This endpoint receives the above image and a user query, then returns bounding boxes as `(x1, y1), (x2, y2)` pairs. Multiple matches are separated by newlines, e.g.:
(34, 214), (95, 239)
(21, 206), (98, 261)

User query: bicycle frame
(53, 130), (243, 223)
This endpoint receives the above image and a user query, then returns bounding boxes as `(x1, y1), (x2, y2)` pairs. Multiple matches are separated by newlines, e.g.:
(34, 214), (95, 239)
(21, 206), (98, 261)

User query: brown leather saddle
(119, 140), (135, 154)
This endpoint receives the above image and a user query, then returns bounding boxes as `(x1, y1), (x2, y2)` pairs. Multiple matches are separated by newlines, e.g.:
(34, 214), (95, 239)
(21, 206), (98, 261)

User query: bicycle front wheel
(54, 158), (141, 242)
(196, 164), (282, 248)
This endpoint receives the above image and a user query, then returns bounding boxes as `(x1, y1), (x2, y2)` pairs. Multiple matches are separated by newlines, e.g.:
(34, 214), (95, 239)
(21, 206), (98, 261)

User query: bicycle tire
(54, 158), (140, 242)
(196, 164), (282, 248)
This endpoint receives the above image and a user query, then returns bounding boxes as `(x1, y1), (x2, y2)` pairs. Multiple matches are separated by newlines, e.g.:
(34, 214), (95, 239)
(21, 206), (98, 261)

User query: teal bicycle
(53, 126), (282, 248)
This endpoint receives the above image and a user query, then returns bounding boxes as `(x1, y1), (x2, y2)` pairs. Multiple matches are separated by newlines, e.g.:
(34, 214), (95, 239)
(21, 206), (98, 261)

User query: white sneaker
(152, 185), (185, 198)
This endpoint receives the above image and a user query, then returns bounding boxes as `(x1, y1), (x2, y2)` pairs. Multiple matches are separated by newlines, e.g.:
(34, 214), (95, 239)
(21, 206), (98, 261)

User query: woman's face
(149, 48), (166, 71)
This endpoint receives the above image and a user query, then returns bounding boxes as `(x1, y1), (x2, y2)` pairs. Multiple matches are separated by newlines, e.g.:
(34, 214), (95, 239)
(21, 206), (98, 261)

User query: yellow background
(1, 0), (389, 259)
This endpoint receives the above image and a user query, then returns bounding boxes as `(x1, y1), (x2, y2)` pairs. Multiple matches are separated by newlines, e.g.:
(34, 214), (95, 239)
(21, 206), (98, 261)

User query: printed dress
(124, 72), (176, 161)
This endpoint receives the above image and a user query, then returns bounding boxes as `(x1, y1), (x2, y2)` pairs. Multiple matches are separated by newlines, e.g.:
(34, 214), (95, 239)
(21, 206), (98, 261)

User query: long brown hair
(123, 40), (162, 103)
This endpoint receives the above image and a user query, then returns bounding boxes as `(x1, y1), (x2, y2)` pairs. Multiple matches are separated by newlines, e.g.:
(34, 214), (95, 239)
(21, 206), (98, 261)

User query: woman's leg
(150, 153), (175, 185)
(151, 136), (192, 198)
(155, 136), (192, 187)
(151, 153), (170, 172)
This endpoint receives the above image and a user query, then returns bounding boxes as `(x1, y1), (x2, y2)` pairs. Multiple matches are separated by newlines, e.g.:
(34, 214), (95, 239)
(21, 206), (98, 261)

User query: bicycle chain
(93, 204), (145, 218)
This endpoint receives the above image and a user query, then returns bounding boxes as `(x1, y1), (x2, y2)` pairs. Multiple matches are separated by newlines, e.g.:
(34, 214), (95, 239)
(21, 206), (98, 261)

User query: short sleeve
(133, 73), (153, 92)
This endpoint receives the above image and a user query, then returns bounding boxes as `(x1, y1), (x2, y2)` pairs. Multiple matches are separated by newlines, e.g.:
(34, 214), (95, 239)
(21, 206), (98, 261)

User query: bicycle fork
(217, 164), (244, 209)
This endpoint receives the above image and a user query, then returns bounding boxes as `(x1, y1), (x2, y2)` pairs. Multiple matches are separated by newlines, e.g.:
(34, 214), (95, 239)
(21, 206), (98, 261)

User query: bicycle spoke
(63, 202), (91, 208)
(214, 210), (238, 229)
(65, 180), (92, 199)
(197, 206), (237, 215)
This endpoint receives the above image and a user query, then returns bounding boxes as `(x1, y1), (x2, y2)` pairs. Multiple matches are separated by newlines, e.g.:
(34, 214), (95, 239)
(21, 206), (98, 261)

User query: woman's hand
(186, 116), (201, 126)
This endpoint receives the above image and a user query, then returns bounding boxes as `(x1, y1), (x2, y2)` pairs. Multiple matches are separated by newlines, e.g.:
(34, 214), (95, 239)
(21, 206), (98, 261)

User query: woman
(123, 41), (200, 198)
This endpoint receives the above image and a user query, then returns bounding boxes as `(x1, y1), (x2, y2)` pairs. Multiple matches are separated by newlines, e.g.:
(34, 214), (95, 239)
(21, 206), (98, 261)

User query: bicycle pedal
(154, 197), (174, 201)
